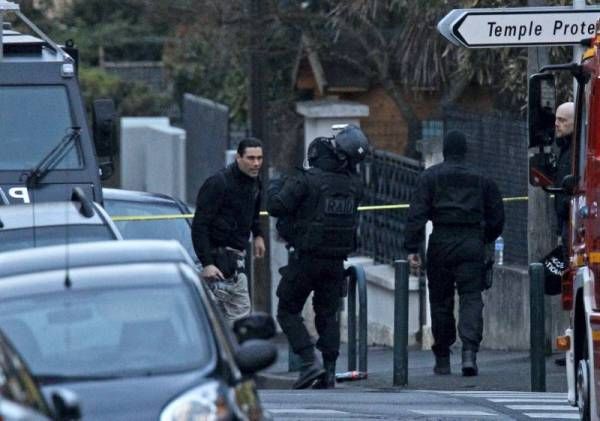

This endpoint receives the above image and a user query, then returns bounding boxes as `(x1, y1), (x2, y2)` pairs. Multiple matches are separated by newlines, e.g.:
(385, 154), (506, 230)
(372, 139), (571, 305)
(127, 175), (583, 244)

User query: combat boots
(313, 360), (336, 389)
(462, 350), (478, 376)
(293, 351), (325, 389)
(433, 355), (451, 375)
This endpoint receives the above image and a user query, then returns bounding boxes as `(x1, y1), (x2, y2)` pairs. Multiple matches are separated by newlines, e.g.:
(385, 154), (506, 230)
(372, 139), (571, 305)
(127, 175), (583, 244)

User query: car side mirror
(92, 99), (117, 157)
(232, 312), (276, 344)
(529, 153), (555, 188)
(51, 388), (81, 420)
(528, 72), (556, 148)
(234, 339), (277, 376)
(92, 99), (117, 180)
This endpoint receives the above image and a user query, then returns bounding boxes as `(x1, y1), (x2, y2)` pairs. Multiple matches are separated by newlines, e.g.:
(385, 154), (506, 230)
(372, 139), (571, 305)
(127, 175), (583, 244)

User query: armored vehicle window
(0, 86), (82, 170)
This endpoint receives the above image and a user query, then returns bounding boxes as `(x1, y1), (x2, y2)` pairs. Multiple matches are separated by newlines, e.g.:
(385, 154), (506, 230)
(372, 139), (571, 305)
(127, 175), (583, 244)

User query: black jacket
(192, 162), (262, 266)
(404, 156), (505, 253)
(553, 136), (572, 233)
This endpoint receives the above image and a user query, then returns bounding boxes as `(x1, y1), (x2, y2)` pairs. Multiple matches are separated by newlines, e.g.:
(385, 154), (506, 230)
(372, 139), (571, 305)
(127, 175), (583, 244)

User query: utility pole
(526, 0), (554, 352)
(526, 34), (553, 264)
(249, 0), (271, 314)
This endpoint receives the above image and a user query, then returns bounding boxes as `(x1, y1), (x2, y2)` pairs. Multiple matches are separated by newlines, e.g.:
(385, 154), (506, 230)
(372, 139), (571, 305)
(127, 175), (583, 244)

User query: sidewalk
(256, 334), (568, 392)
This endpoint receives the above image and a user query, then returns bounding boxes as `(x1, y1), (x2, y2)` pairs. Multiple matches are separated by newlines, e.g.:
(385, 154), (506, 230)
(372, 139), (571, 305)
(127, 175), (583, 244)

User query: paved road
(260, 389), (578, 420)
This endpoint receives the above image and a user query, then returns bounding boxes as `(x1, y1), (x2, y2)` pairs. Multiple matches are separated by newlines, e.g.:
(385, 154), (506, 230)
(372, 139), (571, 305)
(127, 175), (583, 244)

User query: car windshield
(104, 199), (196, 261)
(0, 282), (212, 379)
(0, 226), (116, 253)
(0, 86), (82, 170)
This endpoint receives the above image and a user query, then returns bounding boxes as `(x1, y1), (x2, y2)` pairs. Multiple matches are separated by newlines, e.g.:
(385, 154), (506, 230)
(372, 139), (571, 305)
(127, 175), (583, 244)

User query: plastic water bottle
(495, 236), (504, 266)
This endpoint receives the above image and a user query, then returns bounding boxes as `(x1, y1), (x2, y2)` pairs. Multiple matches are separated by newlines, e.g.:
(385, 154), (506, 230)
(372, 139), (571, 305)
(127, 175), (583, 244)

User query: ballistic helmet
(333, 125), (369, 164)
(307, 137), (336, 165)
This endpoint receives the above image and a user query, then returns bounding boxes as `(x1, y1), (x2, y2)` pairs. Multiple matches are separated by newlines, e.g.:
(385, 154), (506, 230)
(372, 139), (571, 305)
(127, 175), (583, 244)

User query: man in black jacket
(553, 102), (574, 244)
(192, 138), (265, 322)
(551, 102), (574, 368)
(404, 130), (504, 377)
(267, 125), (367, 389)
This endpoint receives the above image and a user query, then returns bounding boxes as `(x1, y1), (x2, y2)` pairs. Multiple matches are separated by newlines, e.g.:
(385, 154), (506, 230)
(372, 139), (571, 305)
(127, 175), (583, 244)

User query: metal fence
(356, 150), (423, 264)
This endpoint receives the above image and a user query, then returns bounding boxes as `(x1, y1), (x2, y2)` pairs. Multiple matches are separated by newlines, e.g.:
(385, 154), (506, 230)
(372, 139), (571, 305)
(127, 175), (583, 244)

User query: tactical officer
(192, 138), (265, 322)
(267, 125), (367, 389)
(404, 130), (504, 377)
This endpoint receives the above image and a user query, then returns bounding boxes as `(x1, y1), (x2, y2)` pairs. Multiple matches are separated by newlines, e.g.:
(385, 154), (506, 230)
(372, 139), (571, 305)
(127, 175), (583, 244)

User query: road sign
(438, 6), (600, 48)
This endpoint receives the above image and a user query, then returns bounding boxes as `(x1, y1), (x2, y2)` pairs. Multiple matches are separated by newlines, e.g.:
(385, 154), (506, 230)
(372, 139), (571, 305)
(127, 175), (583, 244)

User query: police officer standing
(192, 138), (265, 322)
(267, 125), (367, 389)
(404, 130), (504, 377)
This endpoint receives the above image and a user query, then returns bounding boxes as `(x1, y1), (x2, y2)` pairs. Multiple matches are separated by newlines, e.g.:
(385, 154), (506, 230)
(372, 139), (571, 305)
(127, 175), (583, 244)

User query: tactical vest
(293, 168), (361, 258)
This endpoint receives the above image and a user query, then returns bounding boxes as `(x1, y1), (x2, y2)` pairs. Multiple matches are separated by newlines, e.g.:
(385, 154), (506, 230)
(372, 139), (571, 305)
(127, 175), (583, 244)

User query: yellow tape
(503, 196), (528, 202)
(111, 195), (529, 222)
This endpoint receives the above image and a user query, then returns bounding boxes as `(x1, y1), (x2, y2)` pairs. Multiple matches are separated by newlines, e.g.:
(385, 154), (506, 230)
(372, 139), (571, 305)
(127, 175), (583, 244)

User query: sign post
(438, 6), (600, 48)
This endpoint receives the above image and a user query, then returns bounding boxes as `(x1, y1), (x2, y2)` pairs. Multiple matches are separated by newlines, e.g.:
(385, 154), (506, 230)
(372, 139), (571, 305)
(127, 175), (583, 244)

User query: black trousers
(426, 228), (485, 357)
(276, 253), (345, 363)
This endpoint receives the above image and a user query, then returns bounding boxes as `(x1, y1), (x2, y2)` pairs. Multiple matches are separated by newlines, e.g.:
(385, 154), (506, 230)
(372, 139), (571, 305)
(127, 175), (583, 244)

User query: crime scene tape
(110, 195), (529, 222)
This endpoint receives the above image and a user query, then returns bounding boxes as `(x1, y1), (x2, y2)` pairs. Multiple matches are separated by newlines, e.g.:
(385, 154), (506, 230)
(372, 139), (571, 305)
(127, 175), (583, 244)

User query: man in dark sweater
(553, 102), (574, 245)
(192, 138), (265, 322)
(551, 102), (574, 368)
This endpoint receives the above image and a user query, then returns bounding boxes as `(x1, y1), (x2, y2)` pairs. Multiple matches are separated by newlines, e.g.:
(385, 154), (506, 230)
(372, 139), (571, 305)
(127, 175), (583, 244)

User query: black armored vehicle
(0, 0), (116, 205)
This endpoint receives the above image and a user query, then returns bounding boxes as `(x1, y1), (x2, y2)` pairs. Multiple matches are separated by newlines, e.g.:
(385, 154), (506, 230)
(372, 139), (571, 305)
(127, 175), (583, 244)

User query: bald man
(554, 102), (574, 244)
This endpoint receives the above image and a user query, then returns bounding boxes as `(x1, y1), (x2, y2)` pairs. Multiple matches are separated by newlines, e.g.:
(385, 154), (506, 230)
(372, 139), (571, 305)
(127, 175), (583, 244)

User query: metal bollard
(347, 269), (357, 371)
(529, 262), (546, 392)
(346, 265), (368, 375)
(393, 260), (409, 386)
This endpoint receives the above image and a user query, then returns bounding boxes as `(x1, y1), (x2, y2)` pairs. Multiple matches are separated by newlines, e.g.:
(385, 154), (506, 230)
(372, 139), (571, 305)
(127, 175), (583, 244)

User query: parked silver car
(0, 240), (275, 421)
(0, 188), (121, 253)
(102, 188), (196, 263)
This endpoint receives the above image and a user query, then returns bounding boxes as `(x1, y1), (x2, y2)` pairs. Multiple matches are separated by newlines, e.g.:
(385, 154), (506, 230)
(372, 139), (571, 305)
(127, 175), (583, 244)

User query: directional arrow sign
(438, 6), (600, 48)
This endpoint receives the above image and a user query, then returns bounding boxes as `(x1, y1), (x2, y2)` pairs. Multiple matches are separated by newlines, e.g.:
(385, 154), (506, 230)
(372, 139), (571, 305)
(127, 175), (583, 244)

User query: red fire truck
(529, 27), (600, 421)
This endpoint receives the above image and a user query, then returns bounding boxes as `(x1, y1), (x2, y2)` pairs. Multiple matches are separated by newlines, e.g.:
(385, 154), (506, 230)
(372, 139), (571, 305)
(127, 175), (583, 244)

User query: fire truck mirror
(529, 153), (555, 188)
(528, 72), (556, 149)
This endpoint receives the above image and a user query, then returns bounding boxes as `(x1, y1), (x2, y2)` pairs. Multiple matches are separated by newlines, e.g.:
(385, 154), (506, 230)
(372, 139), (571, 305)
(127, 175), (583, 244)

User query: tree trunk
(527, 0), (556, 356)
(381, 77), (421, 159)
